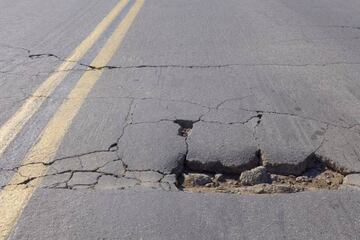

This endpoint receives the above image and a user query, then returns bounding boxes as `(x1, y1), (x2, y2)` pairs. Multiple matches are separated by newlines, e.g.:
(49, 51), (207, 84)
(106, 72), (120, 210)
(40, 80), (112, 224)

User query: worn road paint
(0, 0), (129, 159)
(0, 0), (144, 238)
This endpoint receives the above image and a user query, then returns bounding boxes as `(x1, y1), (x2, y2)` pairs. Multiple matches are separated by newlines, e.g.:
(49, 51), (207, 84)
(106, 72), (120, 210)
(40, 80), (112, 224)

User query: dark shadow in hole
(174, 119), (195, 137)
(303, 157), (326, 178)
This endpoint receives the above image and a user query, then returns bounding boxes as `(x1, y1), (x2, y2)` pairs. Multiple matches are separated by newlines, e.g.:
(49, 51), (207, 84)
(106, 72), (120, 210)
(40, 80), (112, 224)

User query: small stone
(227, 179), (238, 185)
(214, 174), (225, 182)
(239, 166), (272, 186)
(295, 176), (310, 183)
(251, 184), (269, 194)
(184, 173), (213, 186)
(275, 185), (298, 193)
(250, 184), (300, 194)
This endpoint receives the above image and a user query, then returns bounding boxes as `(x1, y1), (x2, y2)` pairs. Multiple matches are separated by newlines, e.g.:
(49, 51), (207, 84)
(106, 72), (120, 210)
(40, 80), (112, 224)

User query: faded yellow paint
(0, 0), (144, 238)
(0, 0), (129, 158)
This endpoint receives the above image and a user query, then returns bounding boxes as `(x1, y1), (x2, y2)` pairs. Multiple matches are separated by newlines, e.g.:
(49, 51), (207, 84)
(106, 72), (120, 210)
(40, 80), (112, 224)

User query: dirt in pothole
(180, 166), (344, 195)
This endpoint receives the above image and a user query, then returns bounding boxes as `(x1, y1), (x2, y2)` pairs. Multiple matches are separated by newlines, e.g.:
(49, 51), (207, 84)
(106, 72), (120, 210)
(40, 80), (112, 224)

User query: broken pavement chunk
(214, 173), (225, 182)
(250, 184), (303, 194)
(80, 151), (119, 171)
(256, 115), (326, 175)
(186, 122), (259, 174)
(315, 126), (360, 174)
(98, 160), (126, 176)
(50, 157), (82, 173)
(117, 122), (187, 174)
(239, 166), (271, 186)
(67, 172), (100, 187)
(40, 173), (72, 188)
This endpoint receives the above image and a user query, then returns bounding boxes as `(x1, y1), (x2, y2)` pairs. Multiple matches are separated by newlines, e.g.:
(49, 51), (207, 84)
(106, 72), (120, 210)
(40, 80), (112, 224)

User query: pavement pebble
(239, 166), (272, 186)
(184, 173), (213, 186)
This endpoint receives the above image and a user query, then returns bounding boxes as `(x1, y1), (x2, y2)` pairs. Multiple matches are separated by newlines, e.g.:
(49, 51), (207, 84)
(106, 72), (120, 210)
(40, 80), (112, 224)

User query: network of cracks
(2, 118), (359, 196)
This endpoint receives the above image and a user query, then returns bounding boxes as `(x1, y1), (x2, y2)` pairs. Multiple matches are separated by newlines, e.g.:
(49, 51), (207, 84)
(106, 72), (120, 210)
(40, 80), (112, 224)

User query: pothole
(178, 161), (344, 194)
(255, 113), (262, 124)
(174, 119), (195, 137)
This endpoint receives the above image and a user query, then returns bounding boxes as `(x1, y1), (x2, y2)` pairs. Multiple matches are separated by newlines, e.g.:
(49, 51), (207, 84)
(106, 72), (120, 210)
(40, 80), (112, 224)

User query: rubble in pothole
(11, 155), (350, 195)
(179, 162), (344, 195)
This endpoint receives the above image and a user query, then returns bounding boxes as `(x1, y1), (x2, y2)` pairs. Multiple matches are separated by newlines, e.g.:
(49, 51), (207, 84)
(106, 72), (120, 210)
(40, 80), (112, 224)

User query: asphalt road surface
(1, 0), (360, 239)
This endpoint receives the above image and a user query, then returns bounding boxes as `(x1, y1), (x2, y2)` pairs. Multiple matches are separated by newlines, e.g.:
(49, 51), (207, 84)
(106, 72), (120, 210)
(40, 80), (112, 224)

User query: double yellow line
(0, 0), (144, 238)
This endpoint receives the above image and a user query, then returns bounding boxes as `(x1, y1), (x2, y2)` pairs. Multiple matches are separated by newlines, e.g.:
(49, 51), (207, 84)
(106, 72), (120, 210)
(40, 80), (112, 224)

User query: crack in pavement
(93, 96), (358, 132)
(1, 115), (359, 194)
(3, 48), (360, 76)
(27, 61), (360, 76)
(1, 95), (358, 191)
(0, 153), (175, 191)
(1, 44), (360, 194)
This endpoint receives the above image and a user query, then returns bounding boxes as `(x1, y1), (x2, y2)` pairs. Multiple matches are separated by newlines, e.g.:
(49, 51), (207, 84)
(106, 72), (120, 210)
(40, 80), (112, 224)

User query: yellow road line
(0, 0), (129, 159)
(0, 0), (144, 238)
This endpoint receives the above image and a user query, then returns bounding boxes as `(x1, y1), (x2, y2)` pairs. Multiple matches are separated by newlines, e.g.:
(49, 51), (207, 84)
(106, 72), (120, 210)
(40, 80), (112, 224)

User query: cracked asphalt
(1, 0), (360, 239)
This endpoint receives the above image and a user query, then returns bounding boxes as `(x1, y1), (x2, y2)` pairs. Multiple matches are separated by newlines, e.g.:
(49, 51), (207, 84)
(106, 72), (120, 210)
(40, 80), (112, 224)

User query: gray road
(1, 0), (360, 239)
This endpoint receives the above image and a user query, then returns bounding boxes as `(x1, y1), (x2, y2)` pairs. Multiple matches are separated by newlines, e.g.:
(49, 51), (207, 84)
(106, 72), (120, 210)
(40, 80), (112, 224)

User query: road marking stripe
(0, 0), (143, 238)
(0, 0), (129, 159)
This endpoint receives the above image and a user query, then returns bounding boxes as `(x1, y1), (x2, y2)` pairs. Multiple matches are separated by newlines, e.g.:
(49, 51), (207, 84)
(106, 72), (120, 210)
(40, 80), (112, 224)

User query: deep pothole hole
(174, 119), (195, 137)
(177, 159), (345, 195)
(256, 113), (262, 124)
